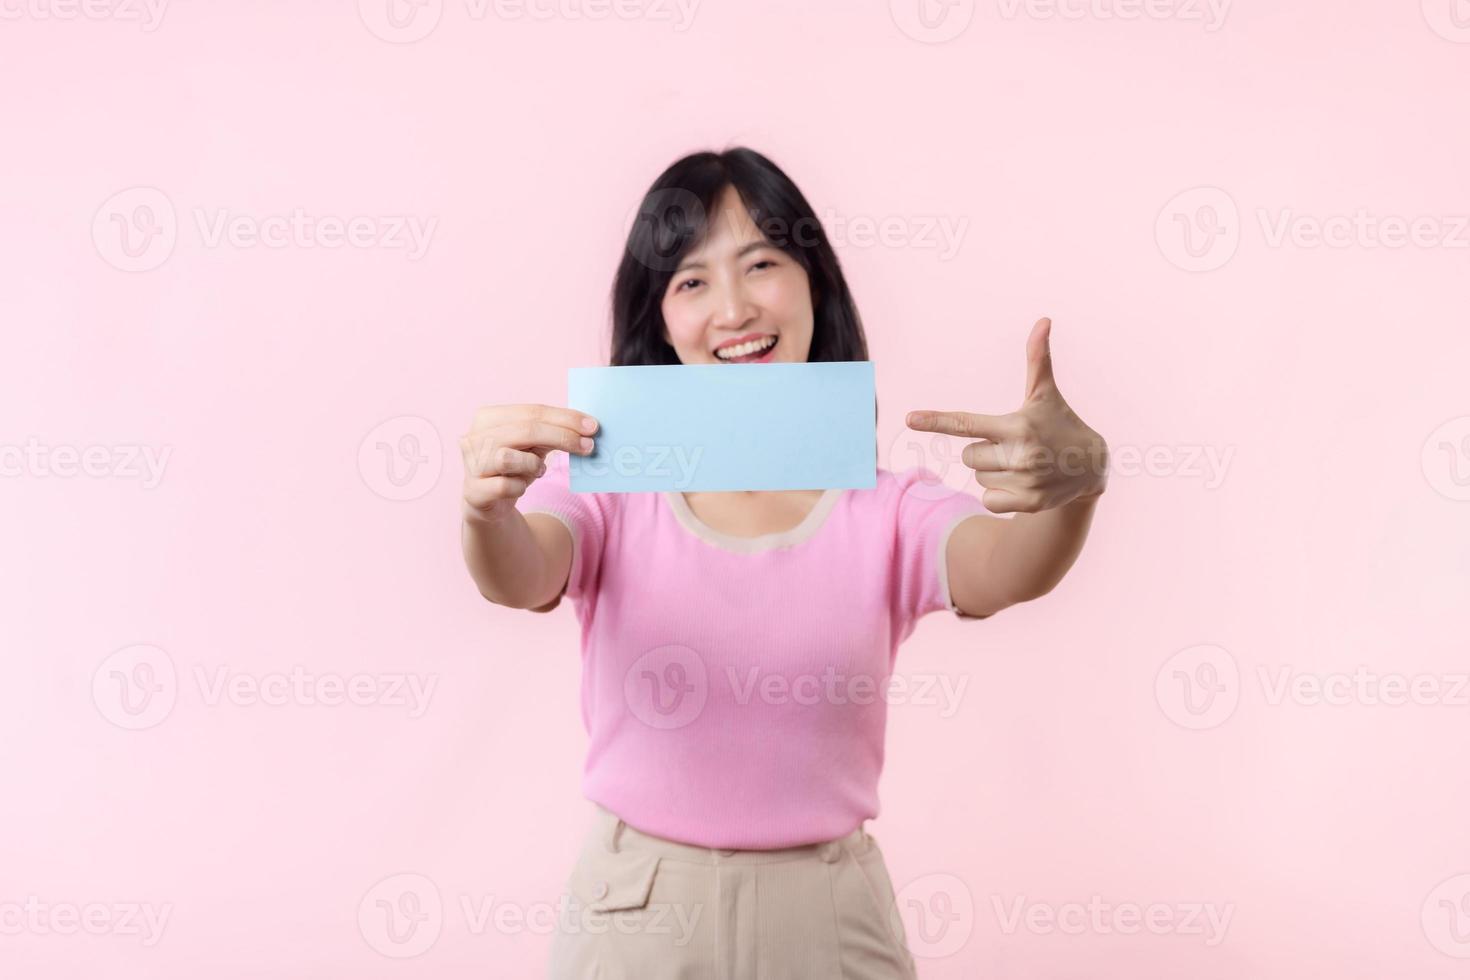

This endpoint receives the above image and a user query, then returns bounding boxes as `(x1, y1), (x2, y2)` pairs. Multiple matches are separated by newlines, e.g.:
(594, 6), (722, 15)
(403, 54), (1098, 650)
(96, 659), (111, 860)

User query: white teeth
(715, 336), (777, 360)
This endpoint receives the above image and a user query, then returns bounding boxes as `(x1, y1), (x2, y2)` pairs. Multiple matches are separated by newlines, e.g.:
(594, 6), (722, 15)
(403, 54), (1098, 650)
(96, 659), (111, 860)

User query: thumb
(1024, 316), (1057, 401)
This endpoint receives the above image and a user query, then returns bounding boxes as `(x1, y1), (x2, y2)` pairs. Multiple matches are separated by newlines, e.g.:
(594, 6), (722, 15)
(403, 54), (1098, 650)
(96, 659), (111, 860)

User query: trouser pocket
(548, 842), (707, 980)
(841, 834), (918, 980)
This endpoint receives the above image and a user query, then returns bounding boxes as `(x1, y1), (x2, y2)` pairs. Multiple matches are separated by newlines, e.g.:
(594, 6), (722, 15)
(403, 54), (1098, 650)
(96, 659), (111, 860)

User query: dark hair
(610, 147), (870, 367)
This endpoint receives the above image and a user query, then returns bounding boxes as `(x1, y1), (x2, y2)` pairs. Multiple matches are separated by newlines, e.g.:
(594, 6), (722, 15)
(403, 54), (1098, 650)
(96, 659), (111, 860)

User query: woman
(459, 147), (1108, 979)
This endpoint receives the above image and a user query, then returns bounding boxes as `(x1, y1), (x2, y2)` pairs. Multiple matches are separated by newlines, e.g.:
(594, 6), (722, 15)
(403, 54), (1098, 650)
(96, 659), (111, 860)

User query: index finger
(906, 410), (1019, 441)
(494, 419), (594, 457)
(473, 403), (598, 435)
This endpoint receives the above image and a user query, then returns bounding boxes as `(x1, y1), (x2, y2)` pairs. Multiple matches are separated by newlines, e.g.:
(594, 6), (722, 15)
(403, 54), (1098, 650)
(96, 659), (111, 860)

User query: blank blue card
(567, 361), (877, 493)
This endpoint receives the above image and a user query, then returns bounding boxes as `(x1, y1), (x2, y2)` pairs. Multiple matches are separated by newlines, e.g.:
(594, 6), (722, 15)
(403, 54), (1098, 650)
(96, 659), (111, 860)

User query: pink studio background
(3, 2), (1468, 977)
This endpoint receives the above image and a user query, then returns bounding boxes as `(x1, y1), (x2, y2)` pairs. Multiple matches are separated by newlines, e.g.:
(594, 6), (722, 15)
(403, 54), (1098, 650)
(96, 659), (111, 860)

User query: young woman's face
(660, 185), (815, 365)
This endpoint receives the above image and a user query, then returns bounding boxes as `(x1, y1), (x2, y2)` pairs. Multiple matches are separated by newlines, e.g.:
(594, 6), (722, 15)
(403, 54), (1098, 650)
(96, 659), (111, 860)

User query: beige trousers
(546, 805), (918, 980)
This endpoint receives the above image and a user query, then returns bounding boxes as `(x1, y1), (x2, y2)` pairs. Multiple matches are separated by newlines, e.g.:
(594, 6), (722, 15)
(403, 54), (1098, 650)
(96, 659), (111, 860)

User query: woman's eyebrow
(674, 241), (774, 274)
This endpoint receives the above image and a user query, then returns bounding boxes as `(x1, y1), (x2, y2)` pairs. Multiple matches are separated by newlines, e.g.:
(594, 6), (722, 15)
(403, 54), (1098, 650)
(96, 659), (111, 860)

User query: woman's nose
(709, 282), (757, 330)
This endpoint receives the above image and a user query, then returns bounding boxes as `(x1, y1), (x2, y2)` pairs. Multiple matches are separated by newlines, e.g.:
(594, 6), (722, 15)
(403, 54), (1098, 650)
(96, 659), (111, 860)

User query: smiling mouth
(714, 334), (778, 362)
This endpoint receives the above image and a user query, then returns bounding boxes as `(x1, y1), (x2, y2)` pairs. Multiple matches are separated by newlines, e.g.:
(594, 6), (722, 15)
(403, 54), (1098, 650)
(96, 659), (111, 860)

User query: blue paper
(567, 361), (877, 493)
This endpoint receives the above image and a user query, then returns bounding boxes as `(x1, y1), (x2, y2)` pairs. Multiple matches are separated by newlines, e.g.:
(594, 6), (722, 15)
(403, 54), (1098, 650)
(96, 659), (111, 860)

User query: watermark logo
(624, 644), (708, 730)
(359, 873), (443, 958)
(895, 872), (975, 958)
(889, 0), (975, 43)
(1155, 643), (1239, 730)
(92, 644), (178, 731)
(1422, 0), (1470, 42)
(1423, 874), (1470, 956)
(358, 0), (443, 42)
(1422, 416), (1470, 501)
(93, 187), (177, 273)
(623, 187), (708, 273)
(359, 416), (443, 502)
(888, 430), (974, 503)
(1156, 186), (1239, 272)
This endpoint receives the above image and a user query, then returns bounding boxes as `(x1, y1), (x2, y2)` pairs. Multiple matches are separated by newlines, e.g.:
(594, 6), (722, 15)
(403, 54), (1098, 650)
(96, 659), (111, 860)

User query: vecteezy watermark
(1257, 666), (1470, 708)
(0, 438), (171, 488)
(357, 0), (699, 43)
(480, 893), (700, 945)
(1423, 873), (1470, 957)
(1155, 186), (1241, 272)
(357, 872), (703, 959)
(92, 644), (439, 730)
(727, 666), (971, 718)
(760, 209), (971, 262)
(890, 0), (1227, 42)
(359, 874), (443, 958)
(1421, 415), (1470, 502)
(623, 646), (972, 728)
(0, 897), (173, 946)
(1257, 209), (1470, 251)
(1157, 644), (1470, 730)
(889, 427), (1233, 503)
(92, 645), (178, 731)
(1421, 0), (1470, 43)
(624, 645), (709, 730)
(1155, 643), (1241, 730)
(1157, 186), (1470, 271)
(92, 187), (437, 272)
(892, 873), (1233, 959)
(995, 0), (1230, 30)
(191, 665), (438, 715)
(92, 187), (177, 272)
(0, 0), (168, 30)
(991, 895), (1234, 945)
(359, 416), (443, 502)
(894, 873), (976, 958)
(619, 189), (970, 271)
(889, 0), (976, 43)
(578, 444), (704, 488)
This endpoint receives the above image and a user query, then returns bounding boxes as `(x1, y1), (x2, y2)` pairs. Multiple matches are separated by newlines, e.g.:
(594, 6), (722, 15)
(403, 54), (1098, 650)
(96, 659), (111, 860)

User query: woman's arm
(909, 317), (1108, 618)
(458, 403), (597, 609)
(944, 491), (1102, 618)
(461, 508), (572, 610)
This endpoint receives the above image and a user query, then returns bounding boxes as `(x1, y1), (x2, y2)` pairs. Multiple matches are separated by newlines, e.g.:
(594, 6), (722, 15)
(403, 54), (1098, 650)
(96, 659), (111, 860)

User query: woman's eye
(676, 278), (701, 292)
(750, 260), (775, 272)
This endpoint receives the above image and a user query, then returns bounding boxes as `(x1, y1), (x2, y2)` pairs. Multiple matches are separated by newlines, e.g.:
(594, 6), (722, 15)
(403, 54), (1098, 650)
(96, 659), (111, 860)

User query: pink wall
(3, 1), (1468, 976)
